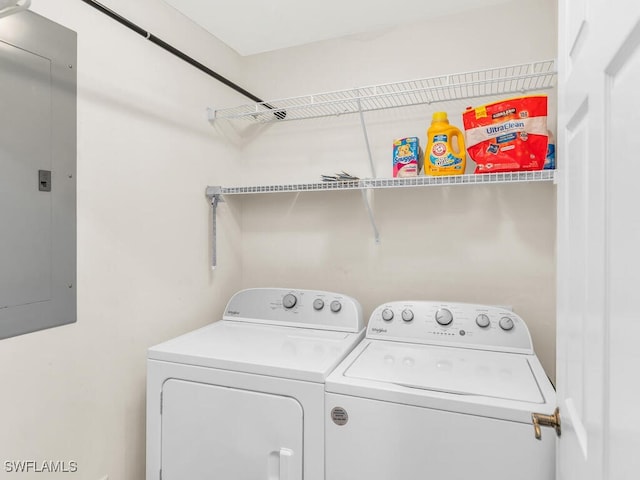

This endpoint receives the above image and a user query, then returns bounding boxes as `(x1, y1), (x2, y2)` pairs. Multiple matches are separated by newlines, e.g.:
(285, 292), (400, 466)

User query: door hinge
(531, 407), (561, 440)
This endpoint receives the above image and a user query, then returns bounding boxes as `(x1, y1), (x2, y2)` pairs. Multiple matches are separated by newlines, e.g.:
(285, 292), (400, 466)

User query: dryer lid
(343, 341), (544, 403)
(148, 320), (364, 383)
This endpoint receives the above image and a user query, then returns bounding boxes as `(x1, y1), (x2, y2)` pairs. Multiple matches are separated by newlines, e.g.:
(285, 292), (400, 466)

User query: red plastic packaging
(463, 95), (548, 173)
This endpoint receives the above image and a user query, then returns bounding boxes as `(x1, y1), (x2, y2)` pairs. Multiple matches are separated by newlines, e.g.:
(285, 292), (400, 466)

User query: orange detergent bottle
(425, 112), (466, 176)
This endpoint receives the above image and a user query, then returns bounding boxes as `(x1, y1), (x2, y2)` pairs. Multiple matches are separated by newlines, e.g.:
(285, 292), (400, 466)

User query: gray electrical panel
(0, 11), (77, 339)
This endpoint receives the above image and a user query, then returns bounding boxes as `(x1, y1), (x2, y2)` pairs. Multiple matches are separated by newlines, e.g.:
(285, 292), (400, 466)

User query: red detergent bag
(463, 95), (548, 173)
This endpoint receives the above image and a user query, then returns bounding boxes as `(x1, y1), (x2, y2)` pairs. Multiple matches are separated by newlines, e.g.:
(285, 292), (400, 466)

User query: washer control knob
(313, 299), (325, 311)
(283, 294), (297, 309)
(401, 309), (414, 322)
(381, 308), (394, 322)
(435, 308), (453, 326)
(330, 300), (342, 313)
(476, 314), (491, 328)
(499, 316), (515, 331)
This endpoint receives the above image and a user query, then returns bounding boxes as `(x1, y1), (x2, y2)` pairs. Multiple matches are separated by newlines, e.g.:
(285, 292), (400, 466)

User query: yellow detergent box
(393, 137), (420, 177)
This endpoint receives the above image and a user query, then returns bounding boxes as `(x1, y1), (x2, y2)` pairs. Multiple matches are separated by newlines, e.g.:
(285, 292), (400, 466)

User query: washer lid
(343, 341), (544, 403)
(148, 320), (364, 383)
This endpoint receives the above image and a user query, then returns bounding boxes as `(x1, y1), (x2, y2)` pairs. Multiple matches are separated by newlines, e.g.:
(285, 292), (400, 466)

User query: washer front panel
(325, 393), (555, 480)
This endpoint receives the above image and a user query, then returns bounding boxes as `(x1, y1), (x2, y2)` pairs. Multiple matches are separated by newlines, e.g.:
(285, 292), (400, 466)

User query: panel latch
(532, 407), (561, 440)
(38, 170), (52, 192)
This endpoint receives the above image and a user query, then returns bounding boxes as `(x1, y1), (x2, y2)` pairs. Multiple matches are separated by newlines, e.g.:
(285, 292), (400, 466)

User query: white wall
(237, 0), (558, 379)
(0, 1), (244, 478)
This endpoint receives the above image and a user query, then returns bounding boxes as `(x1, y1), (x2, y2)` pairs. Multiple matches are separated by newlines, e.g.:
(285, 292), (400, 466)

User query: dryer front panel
(161, 379), (303, 480)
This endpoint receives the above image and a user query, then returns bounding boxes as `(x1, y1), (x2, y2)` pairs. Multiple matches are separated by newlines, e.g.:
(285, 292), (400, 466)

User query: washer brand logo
(226, 310), (240, 316)
(371, 327), (387, 334)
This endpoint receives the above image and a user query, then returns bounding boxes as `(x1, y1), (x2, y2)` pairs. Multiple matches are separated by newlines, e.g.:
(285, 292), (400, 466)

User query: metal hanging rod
(79, 0), (286, 119)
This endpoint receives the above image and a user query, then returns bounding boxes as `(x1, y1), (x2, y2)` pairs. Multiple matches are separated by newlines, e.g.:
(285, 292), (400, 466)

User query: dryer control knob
(330, 300), (342, 313)
(283, 293), (297, 309)
(435, 308), (453, 326)
(499, 316), (515, 331)
(401, 309), (414, 322)
(476, 314), (491, 328)
(381, 308), (394, 321)
(313, 299), (325, 310)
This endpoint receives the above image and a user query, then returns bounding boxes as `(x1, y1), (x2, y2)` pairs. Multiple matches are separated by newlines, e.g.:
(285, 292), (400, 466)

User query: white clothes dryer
(146, 288), (364, 480)
(325, 301), (556, 480)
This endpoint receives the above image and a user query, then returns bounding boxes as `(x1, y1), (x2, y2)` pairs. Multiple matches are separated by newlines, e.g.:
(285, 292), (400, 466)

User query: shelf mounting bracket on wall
(356, 93), (380, 243)
(356, 94), (376, 178)
(206, 186), (224, 269)
(360, 189), (381, 244)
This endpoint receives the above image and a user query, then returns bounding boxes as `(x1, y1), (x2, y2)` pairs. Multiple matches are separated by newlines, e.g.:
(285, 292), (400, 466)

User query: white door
(161, 379), (303, 480)
(557, 1), (640, 479)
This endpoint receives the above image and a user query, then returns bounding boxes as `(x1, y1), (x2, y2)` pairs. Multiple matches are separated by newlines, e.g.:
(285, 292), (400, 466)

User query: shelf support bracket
(356, 95), (376, 178)
(355, 95), (380, 243)
(206, 186), (224, 269)
(361, 189), (381, 245)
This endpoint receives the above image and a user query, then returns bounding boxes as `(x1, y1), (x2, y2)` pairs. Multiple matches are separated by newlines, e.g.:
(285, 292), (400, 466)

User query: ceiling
(162, 0), (513, 56)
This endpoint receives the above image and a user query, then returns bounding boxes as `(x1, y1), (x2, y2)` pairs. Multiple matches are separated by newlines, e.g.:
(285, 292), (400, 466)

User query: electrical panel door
(0, 11), (76, 339)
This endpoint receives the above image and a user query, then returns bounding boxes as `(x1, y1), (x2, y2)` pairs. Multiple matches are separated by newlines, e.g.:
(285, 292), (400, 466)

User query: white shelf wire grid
(213, 60), (556, 124)
(210, 170), (555, 196)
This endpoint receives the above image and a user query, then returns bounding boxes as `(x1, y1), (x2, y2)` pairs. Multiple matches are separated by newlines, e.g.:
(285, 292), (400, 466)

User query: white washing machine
(146, 288), (364, 480)
(325, 301), (557, 480)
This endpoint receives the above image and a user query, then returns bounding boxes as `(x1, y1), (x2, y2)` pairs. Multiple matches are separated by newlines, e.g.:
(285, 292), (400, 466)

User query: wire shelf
(212, 60), (556, 123)
(208, 171), (555, 197)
